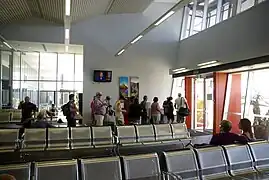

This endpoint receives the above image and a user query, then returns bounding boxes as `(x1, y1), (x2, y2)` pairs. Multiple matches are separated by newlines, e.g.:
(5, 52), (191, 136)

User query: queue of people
(90, 92), (190, 126)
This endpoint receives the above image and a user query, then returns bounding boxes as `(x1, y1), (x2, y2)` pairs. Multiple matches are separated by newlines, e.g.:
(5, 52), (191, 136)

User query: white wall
(70, 13), (181, 123)
(0, 8), (182, 123)
(176, 0), (269, 69)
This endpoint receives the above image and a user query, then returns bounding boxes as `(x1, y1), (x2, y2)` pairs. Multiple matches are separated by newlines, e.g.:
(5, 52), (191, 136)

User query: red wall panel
(213, 72), (228, 134)
(227, 74), (242, 133)
(185, 77), (193, 129)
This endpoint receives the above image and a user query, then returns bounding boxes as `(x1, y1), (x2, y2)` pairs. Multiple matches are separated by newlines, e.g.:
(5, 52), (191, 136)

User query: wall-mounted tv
(93, 70), (112, 82)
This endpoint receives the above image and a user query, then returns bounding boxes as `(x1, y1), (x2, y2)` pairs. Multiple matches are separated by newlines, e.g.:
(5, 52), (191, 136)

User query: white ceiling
(0, 0), (156, 24)
(8, 41), (83, 54)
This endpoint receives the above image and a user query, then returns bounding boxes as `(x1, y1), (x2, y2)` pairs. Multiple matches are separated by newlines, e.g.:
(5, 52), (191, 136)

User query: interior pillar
(185, 77), (193, 129)
(213, 72), (228, 134)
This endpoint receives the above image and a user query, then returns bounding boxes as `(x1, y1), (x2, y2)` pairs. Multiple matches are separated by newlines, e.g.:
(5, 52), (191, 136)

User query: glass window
(57, 81), (74, 91)
(40, 53), (57, 80)
(172, 77), (185, 101)
(13, 52), (21, 80)
(240, 0), (255, 12)
(39, 81), (56, 109)
(75, 82), (83, 93)
(39, 81), (57, 91)
(1, 51), (11, 80)
(243, 70), (269, 123)
(21, 52), (39, 80)
(181, 4), (194, 40)
(57, 91), (73, 108)
(75, 54), (83, 81)
(13, 81), (20, 108)
(192, 0), (205, 35)
(21, 81), (38, 105)
(207, 0), (217, 28)
(58, 53), (74, 81)
(221, 2), (231, 21)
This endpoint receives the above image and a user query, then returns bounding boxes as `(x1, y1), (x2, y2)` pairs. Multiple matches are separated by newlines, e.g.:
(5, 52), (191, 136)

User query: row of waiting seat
(1, 141), (269, 180)
(0, 124), (190, 151)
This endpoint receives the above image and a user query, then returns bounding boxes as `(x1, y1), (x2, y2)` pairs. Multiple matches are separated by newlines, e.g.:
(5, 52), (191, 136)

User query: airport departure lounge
(0, 0), (269, 179)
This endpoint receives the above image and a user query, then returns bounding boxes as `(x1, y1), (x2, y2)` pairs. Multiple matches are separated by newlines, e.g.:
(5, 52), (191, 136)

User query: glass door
(194, 78), (205, 130)
(205, 78), (214, 130)
(194, 77), (214, 131)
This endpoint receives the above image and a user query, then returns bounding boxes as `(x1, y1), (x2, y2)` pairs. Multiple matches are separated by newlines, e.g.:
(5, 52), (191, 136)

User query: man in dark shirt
(140, 95), (148, 124)
(18, 96), (37, 127)
(210, 120), (247, 146)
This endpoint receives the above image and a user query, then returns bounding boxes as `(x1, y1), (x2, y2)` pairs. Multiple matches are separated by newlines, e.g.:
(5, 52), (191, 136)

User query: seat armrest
(114, 136), (119, 144)
(162, 171), (182, 180)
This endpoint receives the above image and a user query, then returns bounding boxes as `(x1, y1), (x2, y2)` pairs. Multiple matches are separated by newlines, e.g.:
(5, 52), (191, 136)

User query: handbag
(178, 107), (190, 116)
(178, 97), (190, 116)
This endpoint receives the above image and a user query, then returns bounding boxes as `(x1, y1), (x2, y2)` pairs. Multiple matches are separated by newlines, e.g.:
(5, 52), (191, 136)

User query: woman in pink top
(90, 96), (96, 124)
(151, 97), (162, 124)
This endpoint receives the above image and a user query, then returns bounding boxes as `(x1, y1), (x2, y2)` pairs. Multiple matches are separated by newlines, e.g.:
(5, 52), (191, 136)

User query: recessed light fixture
(65, 29), (70, 39)
(131, 35), (143, 44)
(173, 68), (186, 72)
(117, 49), (125, 56)
(65, 0), (71, 16)
(197, 60), (218, 67)
(3, 42), (12, 49)
(155, 11), (175, 26)
(65, 45), (69, 52)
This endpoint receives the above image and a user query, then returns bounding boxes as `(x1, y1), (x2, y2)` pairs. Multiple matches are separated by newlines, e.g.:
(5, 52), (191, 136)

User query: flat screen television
(93, 70), (112, 82)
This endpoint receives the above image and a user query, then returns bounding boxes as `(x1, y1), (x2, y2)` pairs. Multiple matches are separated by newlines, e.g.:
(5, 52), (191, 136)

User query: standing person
(115, 99), (126, 125)
(18, 96), (37, 127)
(104, 96), (115, 125)
(140, 95), (148, 124)
(62, 94), (78, 127)
(174, 93), (189, 123)
(123, 97), (130, 125)
(166, 97), (174, 123)
(93, 92), (106, 126)
(129, 98), (142, 125)
(90, 96), (96, 125)
(151, 97), (162, 124)
(162, 97), (169, 123)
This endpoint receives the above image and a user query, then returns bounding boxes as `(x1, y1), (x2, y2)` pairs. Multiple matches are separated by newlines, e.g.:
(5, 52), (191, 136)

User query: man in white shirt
(174, 93), (188, 123)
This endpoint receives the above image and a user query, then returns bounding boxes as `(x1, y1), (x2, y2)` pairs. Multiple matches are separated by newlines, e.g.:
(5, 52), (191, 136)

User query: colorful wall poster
(119, 76), (129, 99)
(130, 76), (139, 99)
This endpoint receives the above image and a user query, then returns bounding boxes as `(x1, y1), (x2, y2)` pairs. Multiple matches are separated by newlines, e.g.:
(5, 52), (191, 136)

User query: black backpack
(61, 102), (70, 116)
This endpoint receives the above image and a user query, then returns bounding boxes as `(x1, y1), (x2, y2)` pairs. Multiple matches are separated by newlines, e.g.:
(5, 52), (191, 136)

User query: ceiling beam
(36, 0), (45, 19)
(105, 0), (116, 14)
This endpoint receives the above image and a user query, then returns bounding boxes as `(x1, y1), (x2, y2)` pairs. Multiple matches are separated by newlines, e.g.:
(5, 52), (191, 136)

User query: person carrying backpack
(61, 94), (78, 127)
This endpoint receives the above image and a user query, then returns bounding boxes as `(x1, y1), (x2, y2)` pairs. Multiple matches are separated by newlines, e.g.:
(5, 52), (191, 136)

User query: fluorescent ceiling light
(173, 68), (186, 72)
(65, 29), (70, 39)
(131, 35), (143, 44)
(197, 60), (218, 67)
(117, 49), (125, 56)
(199, 2), (205, 5)
(65, 45), (69, 52)
(154, 11), (175, 26)
(3, 41), (12, 49)
(189, 2), (194, 5)
(198, 63), (221, 69)
(65, 0), (71, 16)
